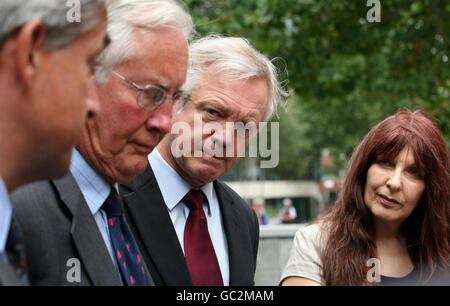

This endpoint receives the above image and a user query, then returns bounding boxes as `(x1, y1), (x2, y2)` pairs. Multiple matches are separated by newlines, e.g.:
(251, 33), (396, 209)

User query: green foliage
(183, 0), (450, 179)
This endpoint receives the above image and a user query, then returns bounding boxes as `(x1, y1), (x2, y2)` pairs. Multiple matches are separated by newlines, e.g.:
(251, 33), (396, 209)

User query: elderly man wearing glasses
(11, 0), (193, 286)
(119, 34), (286, 286)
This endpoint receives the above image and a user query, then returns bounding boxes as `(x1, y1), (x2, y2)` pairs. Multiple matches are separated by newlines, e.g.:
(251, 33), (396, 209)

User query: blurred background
(184, 0), (449, 284)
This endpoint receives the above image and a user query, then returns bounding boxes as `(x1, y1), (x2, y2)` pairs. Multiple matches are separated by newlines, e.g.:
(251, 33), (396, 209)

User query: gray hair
(95, 0), (194, 82)
(0, 0), (102, 49)
(184, 34), (288, 121)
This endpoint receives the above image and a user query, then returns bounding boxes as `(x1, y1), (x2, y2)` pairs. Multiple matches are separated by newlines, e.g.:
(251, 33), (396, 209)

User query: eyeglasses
(111, 70), (190, 114)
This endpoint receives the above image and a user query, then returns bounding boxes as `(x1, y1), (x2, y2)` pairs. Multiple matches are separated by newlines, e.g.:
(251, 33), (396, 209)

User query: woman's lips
(378, 193), (401, 207)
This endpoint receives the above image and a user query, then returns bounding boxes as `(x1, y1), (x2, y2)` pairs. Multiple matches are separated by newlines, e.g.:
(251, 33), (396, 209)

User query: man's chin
(189, 167), (221, 186)
(116, 160), (148, 183)
(34, 155), (71, 183)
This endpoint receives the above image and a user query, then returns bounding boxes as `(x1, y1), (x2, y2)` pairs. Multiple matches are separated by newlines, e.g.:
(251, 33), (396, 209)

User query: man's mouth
(134, 142), (154, 153)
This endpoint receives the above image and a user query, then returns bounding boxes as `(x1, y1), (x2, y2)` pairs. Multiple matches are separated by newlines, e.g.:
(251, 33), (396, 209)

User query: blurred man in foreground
(0, 0), (107, 285)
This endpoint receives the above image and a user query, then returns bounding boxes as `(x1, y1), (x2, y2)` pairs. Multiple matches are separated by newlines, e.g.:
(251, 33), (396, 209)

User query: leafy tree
(184, 0), (450, 180)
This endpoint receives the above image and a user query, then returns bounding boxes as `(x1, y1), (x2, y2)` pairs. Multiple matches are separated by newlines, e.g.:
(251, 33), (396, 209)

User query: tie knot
(184, 189), (204, 211)
(102, 187), (123, 217)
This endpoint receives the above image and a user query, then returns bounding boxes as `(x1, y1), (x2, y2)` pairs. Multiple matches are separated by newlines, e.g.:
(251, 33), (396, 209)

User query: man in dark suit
(11, 0), (193, 286)
(0, 0), (107, 285)
(120, 34), (286, 286)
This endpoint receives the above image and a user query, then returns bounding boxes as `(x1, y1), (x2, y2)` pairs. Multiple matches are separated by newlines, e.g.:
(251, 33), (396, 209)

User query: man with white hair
(281, 198), (297, 224)
(120, 34), (286, 285)
(0, 0), (107, 285)
(11, 0), (193, 285)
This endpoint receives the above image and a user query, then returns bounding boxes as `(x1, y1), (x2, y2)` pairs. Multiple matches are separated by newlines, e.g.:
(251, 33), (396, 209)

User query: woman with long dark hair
(281, 109), (449, 285)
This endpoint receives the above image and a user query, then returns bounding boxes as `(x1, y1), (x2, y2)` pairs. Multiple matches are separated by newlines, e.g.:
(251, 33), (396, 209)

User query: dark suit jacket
(0, 258), (22, 286)
(10, 174), (154, 286)
(119, 165), (260, 286)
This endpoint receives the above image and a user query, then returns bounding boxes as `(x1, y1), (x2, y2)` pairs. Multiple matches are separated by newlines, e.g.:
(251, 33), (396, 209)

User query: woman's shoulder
(294, 220), (329, 242)
(291, 220), (330, 257)
(281, 220), (329, 285)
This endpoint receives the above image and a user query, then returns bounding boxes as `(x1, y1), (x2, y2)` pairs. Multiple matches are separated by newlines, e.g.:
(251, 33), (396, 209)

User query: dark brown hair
(321, 109), (450, 285)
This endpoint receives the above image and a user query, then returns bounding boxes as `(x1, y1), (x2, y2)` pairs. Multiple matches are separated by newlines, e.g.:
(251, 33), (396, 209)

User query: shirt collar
(0, 177), (12, 253)
(199, 182), (214, 216)
(70, 149), (111, 215)
(148, 148), (213, 215)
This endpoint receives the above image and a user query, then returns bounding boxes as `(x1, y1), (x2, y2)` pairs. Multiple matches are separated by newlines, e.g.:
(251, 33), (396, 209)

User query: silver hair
(184, 34), (288, 121)
(0, 0), (101, 49)
(94, 0), (194, 83)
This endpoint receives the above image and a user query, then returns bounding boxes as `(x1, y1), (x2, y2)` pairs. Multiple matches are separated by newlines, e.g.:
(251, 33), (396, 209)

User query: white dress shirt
(69, 149), (122, 278)
(0, 177), (12, 255)
(148, 148), (230, 285)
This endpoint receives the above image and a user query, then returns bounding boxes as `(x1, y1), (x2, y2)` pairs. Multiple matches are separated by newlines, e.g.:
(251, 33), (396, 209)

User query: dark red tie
(183, 189), (223, 286)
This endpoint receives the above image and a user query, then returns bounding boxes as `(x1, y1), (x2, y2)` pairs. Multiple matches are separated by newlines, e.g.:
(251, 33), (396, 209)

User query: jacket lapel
(214, 181), (249, 285)
(121, 166), (192, 285)
(52, 174), (121, 286)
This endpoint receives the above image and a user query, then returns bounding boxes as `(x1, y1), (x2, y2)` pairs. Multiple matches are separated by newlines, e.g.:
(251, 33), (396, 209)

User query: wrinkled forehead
(196, 69), (268, 108)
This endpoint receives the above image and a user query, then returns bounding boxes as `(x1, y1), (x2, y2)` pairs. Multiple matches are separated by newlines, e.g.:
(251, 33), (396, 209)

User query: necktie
(102, 188), (147, 286)
(183, 189), (223, 286)
(4, 217), (28, 284)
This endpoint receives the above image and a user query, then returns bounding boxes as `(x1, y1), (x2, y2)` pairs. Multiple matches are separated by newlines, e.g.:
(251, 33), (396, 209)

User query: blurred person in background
(253, 198), (269, 225)
(281, 198), (297, 224)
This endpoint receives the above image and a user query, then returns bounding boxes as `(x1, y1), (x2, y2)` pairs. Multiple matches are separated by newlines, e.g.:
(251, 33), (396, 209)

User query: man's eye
(144, 88), (165, 103)
(206, 109), (220, 116)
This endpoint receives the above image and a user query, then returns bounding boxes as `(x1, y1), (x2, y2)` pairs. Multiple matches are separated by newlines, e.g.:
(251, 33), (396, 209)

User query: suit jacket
(0, 258), (22, 286)
(119, 165), (259, 286)
(10, 174), (154, 286)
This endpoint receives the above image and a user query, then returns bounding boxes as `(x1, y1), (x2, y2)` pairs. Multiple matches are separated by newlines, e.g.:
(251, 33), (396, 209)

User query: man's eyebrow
(197, 100), (229, 113)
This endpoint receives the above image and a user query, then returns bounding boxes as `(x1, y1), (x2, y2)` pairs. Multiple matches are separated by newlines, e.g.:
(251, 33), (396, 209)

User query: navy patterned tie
(102, 188), (147, 286)
(4, 217), (28, 284)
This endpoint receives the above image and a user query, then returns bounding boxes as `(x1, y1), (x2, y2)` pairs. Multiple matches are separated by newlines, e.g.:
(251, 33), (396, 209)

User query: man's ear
(16, 19), (47, 85)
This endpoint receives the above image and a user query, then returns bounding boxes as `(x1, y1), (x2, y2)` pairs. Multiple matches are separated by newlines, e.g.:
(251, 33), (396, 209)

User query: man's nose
(145, 98), (172, 135)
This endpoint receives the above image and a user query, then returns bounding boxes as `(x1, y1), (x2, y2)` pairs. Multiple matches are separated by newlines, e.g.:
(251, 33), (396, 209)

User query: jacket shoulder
(10, 179), (71, 229)
(215, 180), (254, 216)
(11, 180), (57, 211)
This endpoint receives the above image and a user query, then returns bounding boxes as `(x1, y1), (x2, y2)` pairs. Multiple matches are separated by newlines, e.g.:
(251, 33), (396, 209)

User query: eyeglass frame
(110, 70), (190, 113)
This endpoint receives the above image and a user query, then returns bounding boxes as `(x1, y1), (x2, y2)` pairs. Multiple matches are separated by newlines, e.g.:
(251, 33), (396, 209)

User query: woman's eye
(407, 167), (420, 177)
(377, 159), (392, 167)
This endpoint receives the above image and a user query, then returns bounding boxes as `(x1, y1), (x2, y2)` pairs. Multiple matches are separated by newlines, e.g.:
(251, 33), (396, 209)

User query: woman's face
(364, 146), (426, 226)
